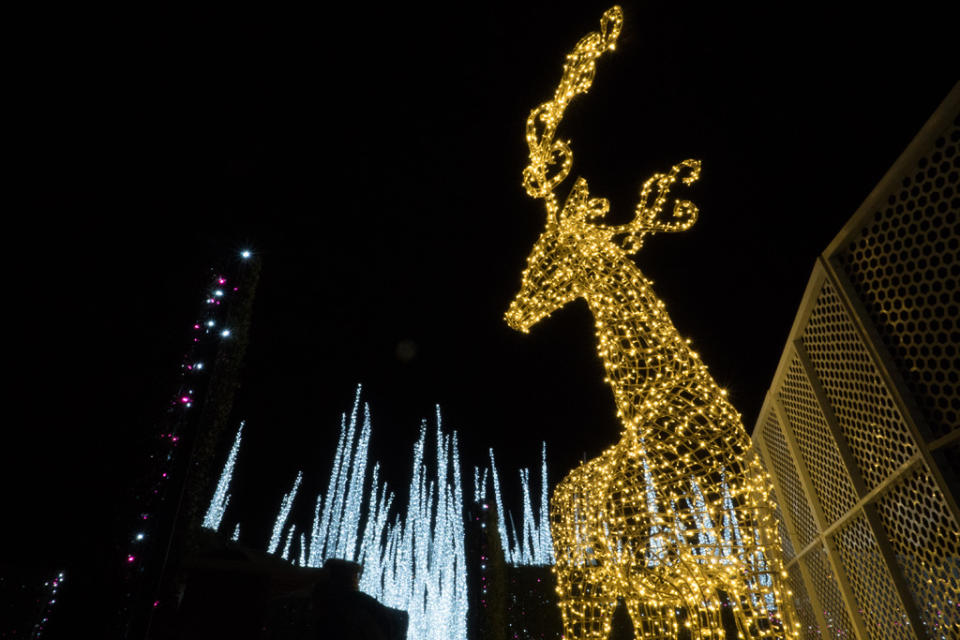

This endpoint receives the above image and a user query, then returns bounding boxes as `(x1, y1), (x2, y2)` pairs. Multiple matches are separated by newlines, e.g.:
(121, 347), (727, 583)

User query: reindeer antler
(522, 6), (623, 218)
(606, 159), (702, 254)
(521, 7), (701, 255)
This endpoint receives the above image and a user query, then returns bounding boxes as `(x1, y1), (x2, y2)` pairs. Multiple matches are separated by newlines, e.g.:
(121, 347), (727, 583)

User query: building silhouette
(753, 84), (959, 639)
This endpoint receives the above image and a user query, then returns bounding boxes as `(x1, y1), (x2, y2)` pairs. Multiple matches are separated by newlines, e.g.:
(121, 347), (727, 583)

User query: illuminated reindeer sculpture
(504, 7), (796, 639)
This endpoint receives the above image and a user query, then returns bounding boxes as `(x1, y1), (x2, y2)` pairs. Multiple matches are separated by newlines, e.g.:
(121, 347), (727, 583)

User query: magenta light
(127, 555), (135, 563)
(193, 324), (200, 330)
(217, 277), (226, 285)
(180, 396), (190, 403)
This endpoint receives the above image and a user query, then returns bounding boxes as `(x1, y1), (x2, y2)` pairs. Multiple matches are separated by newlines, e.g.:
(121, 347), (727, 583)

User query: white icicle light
(485, 444), (554, 566)
(268, 471), (303, 555)
(281, 524), (296, 561)
(202, 421), (244, 531)
(204, 387), (553, 640)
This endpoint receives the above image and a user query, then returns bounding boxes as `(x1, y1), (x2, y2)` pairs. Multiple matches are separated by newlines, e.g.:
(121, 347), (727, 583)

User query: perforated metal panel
(771, 489), (796, 563)
(762, 410), (819, 549)
(833, 512), (917, 639)
(834, 116), (960, 440)
(801, 281), (918, 491)
(786, 564), (821, 640)
(780, 355), (859, 525)
(802, 545), (854, 638)
(874, 465), (960, 638)
(753, 87), (960, 639)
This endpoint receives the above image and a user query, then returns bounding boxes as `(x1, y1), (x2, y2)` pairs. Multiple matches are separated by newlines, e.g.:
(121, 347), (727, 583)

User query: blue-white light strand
(481, 444), (553, 565)
(202, 421), (244, 531)
(281, 524), (296, 561)
(267, 471), (303, 555)
(204, 389), (556, 639)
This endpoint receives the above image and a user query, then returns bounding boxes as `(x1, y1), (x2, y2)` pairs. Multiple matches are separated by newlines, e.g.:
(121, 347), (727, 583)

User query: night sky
(8, 0), (958, 630)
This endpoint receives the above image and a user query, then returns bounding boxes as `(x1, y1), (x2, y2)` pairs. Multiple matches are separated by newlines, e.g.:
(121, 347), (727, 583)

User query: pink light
(153, 600), (159, 608)
(162, 472), (168, 478)
(186, 365), (193, 370)
(217, 277), (226, 285)
(193, 324), (200, 330)
(127, 555), (135, 563)
(233, 287), (238, 291)
(180, 396), (190, 403)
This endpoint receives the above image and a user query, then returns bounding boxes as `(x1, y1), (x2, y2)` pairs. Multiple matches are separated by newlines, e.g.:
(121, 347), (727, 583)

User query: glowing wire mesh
(504, 6), (797, 638)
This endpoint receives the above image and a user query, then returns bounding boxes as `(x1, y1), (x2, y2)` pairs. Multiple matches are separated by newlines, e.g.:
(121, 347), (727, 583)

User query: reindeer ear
(558, 178), (610, 225)
(558, 178), (589, 222)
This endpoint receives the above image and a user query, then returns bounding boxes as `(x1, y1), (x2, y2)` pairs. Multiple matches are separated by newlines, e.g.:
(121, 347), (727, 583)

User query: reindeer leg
(557, 594), (616, 639)
(555, 565), (618, 639)
(626, 600), (682, 640)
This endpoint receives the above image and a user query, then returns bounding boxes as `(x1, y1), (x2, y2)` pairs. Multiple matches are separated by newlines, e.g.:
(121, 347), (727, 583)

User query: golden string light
(505, 6), (798, 639)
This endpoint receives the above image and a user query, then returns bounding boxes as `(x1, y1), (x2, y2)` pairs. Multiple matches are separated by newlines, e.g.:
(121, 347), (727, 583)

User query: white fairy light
(205, 387), (548, 639)
(308, 493), (324, 568)
(488, 448), (512, 564)
(231, 523), (240, 542)
(473, 466), (481, 503)
(520, 468), (538, 563)
(281, 524), (296, 561)
(202, 421), (244, 531)
(483, 445), (553, 566)
(539, 442), (554, 564)
(267, 471), (303, 555)
(317, 387), (362, 560)
(336, 402), (371, 560)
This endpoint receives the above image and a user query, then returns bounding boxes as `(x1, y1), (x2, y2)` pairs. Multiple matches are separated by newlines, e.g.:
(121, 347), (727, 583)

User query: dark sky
(7, 0), (958, 626)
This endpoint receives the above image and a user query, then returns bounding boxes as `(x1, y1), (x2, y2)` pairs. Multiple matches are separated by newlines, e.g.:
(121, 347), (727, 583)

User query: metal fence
(752, 83), (959, 640)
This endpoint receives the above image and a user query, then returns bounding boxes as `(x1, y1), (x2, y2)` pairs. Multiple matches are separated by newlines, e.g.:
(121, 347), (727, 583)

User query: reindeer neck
(580, 245), (718, 442)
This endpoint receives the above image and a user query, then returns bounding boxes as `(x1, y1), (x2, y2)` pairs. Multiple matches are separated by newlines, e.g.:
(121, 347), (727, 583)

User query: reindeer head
(504, 6), (701, 333)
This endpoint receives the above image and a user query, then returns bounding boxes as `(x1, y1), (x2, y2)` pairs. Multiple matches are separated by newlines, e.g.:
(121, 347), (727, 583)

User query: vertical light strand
(338, 402), (371, 560)
(267, 471), (302, 555)
(202, 421), (244, 531)
(539, 441), (554, 564)
(488, 448), (513, 564)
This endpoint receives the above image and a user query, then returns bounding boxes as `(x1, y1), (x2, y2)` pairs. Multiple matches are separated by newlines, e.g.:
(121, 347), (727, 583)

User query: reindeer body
(505, 7), (796, 639)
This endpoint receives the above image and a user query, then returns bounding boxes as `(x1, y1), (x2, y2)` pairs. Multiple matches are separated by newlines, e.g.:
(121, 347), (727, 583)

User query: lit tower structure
(752, 86), (959, 639)
(504, 7), (795, 639)
(116, 249), (260, 638)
